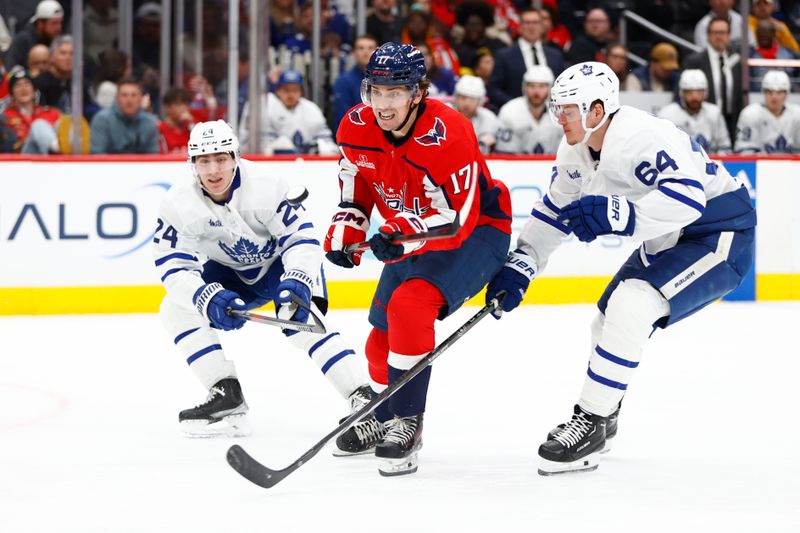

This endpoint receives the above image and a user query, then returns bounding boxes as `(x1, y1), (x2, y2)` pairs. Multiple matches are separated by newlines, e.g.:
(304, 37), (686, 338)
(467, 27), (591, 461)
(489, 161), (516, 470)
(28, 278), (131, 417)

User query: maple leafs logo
(218, 237), (277, 264)
(765, 134), (791, 154)
(414, 117), (446, 146)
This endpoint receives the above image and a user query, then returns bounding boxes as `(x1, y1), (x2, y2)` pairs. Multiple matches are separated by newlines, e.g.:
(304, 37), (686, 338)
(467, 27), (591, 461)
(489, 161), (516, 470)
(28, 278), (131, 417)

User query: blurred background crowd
(1, 0), (800, 156)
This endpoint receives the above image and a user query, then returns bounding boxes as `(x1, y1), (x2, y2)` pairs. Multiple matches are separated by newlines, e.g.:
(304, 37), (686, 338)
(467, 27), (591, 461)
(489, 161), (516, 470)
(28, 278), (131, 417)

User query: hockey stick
(344, 169), (478, 254)
(227, 293), (326, 334)
(226, 292), (504, 489)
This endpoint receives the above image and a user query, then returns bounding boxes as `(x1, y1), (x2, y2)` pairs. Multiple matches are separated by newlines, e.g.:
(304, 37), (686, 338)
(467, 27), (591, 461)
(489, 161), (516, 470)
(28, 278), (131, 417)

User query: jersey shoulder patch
(414, 116), (447, 146)
(348, 105), (368, 126)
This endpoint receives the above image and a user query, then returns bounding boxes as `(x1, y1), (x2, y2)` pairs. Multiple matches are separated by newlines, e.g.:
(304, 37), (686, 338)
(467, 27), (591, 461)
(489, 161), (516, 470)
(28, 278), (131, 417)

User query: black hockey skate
(179, 378), (251, 438)
(375, 414), (423, 477)
(547, 403), (619, 454)
(333, 385), (387, 456)
(538, 405), (606, 476)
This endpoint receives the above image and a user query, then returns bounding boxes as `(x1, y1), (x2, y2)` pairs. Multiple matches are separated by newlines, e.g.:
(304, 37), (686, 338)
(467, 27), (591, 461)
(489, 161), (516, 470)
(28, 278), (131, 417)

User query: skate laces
(353, 417), (386, 444)
(383, 417), (417, 445)
(553, 411), (594, 448)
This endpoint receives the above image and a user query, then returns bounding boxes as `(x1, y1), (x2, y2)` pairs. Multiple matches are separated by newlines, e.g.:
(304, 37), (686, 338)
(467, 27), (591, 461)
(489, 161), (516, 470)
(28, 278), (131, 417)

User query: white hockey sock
(579, 279), (669, 417)
(286, 304), (369, 398)
(161, 296), (238, 390)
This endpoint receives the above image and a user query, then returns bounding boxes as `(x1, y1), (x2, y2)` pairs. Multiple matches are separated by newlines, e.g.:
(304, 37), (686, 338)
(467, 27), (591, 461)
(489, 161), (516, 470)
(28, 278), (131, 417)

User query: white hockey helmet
(188, 120), (240, 193)
(188, 119), (240, 160)
(679, 69), (708, 92)
(762, 70), (791, 92)
(523, 65), (555, 86)
(454, 75), (486, 99)
(549, 61), (620, 143)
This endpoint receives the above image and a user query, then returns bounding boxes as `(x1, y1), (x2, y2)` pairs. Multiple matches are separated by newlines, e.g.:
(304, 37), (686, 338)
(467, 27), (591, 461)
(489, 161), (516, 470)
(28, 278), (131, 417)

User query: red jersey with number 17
(335, 98), (512, 253)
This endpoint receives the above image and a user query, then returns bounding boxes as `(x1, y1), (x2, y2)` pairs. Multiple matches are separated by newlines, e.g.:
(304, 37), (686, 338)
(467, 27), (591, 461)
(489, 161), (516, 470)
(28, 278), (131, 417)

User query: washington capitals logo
(218, 237), (277, 265)
(373, 182), (430, 216)
(414, 117), (447, 146)
(348, 105), (366, 125)
(580, 64), (593, 76)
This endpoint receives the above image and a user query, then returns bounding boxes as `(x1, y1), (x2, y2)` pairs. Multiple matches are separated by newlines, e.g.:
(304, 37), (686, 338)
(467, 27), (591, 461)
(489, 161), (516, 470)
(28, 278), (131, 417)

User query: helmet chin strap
(579, 111), (611, 145)
(392, 101), (418, 134)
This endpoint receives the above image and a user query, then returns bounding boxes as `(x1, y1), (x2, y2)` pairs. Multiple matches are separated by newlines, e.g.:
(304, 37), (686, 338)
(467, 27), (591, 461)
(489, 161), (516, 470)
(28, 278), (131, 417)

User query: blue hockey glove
(369, 213), (427, 263)
(557, 195), (635, 243)
(485, 249), (538, 319)
(194, 283), (247, 331)
(276, 270), (313, 324)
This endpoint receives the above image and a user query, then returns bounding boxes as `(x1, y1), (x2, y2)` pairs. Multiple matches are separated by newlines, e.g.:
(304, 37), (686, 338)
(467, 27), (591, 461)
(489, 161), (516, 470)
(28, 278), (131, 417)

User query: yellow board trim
(1, 273), (798, 315)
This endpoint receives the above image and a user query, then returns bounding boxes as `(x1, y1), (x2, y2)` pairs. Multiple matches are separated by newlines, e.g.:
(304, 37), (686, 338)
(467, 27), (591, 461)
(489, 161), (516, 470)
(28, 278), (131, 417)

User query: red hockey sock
(387, 278), (445, 356)
(365, 326), (389, 386)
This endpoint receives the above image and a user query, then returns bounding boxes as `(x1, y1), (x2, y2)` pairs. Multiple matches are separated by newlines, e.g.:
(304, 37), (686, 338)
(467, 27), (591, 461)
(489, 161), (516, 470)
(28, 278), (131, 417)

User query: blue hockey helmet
(361, 43), (427, 106)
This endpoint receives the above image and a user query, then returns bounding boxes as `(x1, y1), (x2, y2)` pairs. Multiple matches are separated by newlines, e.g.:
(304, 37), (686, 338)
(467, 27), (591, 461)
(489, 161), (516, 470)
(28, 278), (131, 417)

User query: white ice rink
(2, 301), (799, 533)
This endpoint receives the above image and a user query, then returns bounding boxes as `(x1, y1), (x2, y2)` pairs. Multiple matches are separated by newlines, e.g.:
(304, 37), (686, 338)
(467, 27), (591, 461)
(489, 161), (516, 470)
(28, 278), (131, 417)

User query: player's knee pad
(386, 279), (444, 355)
(604, 279), (669, 335)
(366, 327), (389, 386)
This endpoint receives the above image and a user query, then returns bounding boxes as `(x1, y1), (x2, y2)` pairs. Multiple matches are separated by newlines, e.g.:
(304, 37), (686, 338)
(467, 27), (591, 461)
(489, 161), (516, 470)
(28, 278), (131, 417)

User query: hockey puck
(287, 186), (309, 206)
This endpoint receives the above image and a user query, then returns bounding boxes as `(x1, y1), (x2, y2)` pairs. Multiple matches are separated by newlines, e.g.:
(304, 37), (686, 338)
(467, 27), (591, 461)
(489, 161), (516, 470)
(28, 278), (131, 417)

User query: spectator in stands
(84, 0), (119, 66)
(566, 7), (613, 65)
(270, 0), (297, 47)
(34, 35), (75, 112)
(749, 0), (800, 54)
(540, 4), (571, 52)
(4, 0), (63, 70)
(454, 3), (507, 72)
(735, 69), (800, 153)
(488, 8), (565, 109)
(367, 0), (403, 45)
(450, 75), (499, 154)
(472, 47), (495, 89)
(402, 4), (461, 75)
(2, 67), (61, 153)
(0, 13), (11, 54)
(132, 3), (161, 73)
(26, 44), (49, 77)
(331, 34), (377, 133)
(605, 43), (637, 91)
(418, 42), (457, 96)
(629, 42), (681, 93)
(90, 48), (131, 110)
(0, 113), (16, 153)
(694, 0), (749, 49)
(684, 17), (743, 139)
(90, 79), (159, 154)
(0, 56), (9, 112)
(658, 69), (731, 154)
(158, 87), (194, 154)
(238, 70), (337, 155)
(495, 65), (563, 154)
(281, 1), (353, 54)
(750, 18), (798, 91)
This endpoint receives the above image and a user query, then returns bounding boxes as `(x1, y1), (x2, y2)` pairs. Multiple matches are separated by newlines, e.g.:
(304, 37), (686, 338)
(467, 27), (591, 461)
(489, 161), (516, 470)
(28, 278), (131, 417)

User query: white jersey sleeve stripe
(658, 178), (704, 191)
(542, 194), (563, 214)
(530, 207), (570, 234)
(155, 252), (199, 266)
(657, 185), (706, 214)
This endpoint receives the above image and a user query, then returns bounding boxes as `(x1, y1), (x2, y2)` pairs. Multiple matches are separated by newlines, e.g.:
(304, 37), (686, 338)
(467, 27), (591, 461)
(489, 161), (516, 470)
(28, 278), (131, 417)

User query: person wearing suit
(683, 16), (743, 141)
(487, 8), (565, 109)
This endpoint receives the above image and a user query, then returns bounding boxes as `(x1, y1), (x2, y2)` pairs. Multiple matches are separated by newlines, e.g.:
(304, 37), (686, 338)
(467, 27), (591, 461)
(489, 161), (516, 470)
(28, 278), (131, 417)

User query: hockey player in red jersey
(324, 42), (513, 476)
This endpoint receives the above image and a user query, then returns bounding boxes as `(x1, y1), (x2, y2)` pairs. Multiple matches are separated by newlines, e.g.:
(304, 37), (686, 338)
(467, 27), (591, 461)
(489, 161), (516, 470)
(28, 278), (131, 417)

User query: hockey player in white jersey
(238, 70), (339, 155)
(496, 65), (564, 154)
(154, 120), (374, 445)
(658, 69), (731, 154)
(449, 75), (499, 154)
(735, 70), (800, 154)
(485, 62), (755, 475)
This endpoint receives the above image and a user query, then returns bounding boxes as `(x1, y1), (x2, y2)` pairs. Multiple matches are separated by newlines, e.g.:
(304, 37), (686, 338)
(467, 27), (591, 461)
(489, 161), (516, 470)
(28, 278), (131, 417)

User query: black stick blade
(227, 445), (286, 489)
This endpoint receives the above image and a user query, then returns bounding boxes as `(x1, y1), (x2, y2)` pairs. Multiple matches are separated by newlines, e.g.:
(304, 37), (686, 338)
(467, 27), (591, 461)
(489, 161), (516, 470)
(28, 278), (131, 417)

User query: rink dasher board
(0, 155), (795, 314)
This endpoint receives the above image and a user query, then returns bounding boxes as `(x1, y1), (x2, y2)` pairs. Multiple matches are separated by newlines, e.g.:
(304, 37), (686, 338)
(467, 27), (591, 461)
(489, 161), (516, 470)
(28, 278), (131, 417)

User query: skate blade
(180, 414), (252, 438)
(332, 447), (375, 457)
(378, 452), (419, 477)
(537, 452), (600, 476)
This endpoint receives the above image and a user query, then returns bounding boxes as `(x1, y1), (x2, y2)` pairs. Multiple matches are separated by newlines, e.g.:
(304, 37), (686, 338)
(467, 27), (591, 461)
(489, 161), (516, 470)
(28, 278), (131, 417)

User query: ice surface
(1, 302), (798, 533)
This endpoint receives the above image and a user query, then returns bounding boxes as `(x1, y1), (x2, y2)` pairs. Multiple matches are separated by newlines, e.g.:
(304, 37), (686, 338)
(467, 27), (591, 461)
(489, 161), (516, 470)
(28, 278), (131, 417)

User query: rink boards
(0, 154), (796, 314)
